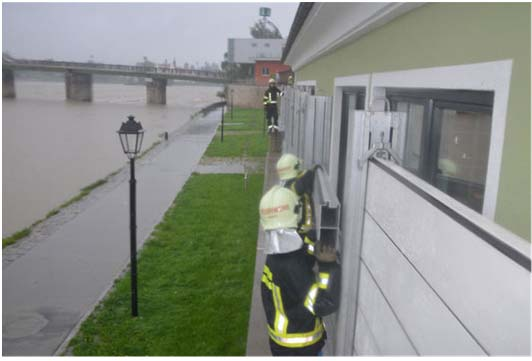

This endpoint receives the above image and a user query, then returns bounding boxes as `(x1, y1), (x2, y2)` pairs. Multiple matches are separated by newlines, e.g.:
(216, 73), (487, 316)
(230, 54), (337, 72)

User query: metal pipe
(129, 158), (138, 317)
(221, 105), (224, 143)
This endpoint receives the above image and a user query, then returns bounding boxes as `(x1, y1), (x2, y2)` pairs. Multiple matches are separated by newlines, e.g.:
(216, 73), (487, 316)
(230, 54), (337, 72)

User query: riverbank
(2, 101), (223, 252)
(62, 107), (268, 355)
(2, 109), (224, 356)
(3, 81), (221, 237)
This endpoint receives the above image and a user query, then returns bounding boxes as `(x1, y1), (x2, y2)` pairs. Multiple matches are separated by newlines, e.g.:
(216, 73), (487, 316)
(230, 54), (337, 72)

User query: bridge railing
(4, 58), (228, 80)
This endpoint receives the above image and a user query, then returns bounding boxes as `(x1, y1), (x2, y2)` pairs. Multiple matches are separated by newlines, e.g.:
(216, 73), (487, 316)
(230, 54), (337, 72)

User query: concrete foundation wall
(146, 78), (167, 105)
(3, 69), (16, 98)
(227, 84), (267, 109)
(65, 71), (92, 102)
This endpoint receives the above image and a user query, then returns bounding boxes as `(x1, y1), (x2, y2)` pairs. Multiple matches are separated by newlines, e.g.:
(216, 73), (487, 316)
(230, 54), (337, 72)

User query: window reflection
(389, 89), (493, 214)
(398, 102), (424, 174)
(435, 108), (491, 212)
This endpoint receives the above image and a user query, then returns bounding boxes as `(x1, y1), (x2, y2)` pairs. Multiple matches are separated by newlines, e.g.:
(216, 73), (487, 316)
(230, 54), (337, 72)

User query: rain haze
(2, 2), (299, 66)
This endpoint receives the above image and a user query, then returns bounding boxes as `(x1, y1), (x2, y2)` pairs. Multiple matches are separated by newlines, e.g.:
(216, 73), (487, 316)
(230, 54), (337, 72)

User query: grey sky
(2, 2), (298, 66)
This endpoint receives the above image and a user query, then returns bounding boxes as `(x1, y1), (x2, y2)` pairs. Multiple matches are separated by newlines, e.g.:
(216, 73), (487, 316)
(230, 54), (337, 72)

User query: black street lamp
(230, 88), (234, 120)
(117, 115), (144, 317)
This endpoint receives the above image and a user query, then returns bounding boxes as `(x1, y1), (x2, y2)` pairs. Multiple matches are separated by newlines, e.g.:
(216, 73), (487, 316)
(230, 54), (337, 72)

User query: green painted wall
(296, 3), (530, 240)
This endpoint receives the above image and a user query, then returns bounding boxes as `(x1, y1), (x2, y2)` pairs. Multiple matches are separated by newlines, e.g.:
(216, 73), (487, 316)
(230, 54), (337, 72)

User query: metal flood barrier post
(312, 167), (341, 249)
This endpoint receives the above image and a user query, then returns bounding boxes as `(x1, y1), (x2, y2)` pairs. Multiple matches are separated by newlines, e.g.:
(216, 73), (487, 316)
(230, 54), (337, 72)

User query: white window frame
(261, 67), (270, 76)
(369, 60), (513, 220)
(329, 74), (371, 195)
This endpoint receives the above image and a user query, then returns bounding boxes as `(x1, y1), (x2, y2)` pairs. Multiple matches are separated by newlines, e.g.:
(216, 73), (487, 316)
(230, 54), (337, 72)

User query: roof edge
(281, 3), (314, 63)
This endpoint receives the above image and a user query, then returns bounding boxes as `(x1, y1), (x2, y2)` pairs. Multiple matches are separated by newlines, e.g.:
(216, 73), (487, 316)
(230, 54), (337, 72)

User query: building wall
(227, 84), (267, 109)
(227, 38), (285, 64)
(294, 3), (531, 240)
(254, 61), (291, 86)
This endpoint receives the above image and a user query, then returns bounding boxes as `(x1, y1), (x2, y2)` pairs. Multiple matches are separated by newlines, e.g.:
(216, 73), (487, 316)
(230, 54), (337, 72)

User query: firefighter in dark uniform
(259, 185), (341, 356)
(276, 153), (318, 257)
(264, 78), (283, 133)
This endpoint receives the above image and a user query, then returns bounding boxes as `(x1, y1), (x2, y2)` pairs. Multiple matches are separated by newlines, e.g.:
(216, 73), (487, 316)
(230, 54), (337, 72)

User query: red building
(254, 60), (291, 86)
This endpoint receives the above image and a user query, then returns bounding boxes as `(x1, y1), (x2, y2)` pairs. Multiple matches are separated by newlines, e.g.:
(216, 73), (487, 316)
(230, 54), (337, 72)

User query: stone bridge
(2, 55), (229, 104)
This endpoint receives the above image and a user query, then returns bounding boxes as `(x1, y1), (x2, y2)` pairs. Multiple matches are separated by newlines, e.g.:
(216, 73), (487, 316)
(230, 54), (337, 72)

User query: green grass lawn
(222, 107), (264, 132)
(204, 108), (268, 158)
(68, 173), (263, 356)
(205, 133), (268, 158)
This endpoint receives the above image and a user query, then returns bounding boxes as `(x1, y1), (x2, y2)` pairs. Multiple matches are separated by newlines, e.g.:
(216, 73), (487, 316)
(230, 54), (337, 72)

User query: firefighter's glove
(315, 242), (337, 263)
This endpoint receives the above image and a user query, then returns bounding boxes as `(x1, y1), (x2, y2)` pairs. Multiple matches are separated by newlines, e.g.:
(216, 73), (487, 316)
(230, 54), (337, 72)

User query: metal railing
(3, 57), (228, 81)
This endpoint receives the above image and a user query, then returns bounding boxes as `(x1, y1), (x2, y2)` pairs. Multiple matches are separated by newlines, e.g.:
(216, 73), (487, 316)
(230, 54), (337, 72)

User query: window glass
(262, 67), (269, 76)
(399, 102), (424, 174)
(434, 108), (491, 212)
(388, 89), (493, 214)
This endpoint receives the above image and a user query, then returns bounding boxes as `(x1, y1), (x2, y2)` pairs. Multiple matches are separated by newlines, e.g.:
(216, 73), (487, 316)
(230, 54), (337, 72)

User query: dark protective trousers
(265, 105), (279, 127)
(269, 337), (325, 356)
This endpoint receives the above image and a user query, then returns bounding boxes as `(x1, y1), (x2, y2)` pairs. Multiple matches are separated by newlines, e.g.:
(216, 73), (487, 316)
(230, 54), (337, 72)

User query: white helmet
(276, 153), (301, 181)
(259, 185), (300, 230)
(268, 78), (276, 84)
(259, 185), (303, 254)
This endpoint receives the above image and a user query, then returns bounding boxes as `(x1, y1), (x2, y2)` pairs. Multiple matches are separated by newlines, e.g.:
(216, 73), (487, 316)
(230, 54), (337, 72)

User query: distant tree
(250, 18), (282, 39)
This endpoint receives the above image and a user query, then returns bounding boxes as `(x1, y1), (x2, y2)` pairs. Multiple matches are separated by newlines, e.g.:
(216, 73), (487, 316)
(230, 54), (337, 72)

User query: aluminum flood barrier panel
(312, 166), (341, 249)
(352, 159), (530, 355)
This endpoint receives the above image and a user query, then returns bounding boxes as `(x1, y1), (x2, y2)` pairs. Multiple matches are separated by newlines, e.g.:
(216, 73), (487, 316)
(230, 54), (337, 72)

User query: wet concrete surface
(2, 111), (221, 356)
(195, 157), (264, 174)
(245, 132), (283, 356)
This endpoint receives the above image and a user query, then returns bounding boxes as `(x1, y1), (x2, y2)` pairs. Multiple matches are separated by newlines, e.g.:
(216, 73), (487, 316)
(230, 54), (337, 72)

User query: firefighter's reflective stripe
(269, 92), (277, 104)
(263, 265), (289, 335)
(303, 236), (315, 255)
(318, 272), (330, 290)
(304, 283), (319, 315)
(264, 265), (273, 280)
(268, 319), (324, 348)
(262, 265), (273, 289)
(273, 285), (288, 334)
(262, 274), (273, 290)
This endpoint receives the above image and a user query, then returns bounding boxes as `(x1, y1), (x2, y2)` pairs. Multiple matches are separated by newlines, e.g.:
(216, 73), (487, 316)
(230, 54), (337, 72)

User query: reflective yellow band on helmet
(318, 272), (330, 290)
(304, 283), (319, 315)
(267, 320), (324, 348)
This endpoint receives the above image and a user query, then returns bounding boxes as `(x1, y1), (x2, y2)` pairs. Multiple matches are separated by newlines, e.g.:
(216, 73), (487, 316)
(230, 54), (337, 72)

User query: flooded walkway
(2, 111), (220, 356)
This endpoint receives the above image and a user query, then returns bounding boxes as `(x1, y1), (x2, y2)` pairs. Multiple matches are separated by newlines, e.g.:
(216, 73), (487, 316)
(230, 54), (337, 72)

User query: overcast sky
(2, 2), (299, 66)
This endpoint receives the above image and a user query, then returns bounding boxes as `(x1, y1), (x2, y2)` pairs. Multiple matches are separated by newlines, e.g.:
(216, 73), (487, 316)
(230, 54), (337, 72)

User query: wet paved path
(245, 132), (283, 356)
(2, 112), (220, 356)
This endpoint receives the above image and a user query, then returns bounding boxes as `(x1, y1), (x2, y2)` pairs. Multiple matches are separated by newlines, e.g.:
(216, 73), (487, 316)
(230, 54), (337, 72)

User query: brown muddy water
(2, 80), (221, 237)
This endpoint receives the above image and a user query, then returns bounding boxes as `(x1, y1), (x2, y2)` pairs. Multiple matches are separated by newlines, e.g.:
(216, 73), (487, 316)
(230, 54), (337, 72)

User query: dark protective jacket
(263, 86), (283, 107)
(261, 246), (341, 349)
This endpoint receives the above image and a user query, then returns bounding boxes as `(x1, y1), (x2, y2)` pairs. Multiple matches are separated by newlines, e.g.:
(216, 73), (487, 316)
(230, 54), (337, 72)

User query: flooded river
(3, 80), (221, 237)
